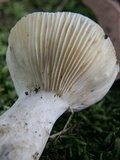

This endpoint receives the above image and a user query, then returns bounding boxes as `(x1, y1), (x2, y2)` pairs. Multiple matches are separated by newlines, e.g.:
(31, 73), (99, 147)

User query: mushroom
(0, 12), (119, 160)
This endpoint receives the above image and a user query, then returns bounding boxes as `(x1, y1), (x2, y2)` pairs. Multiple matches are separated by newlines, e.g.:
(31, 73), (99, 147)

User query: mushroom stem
(0, 91), (69, 160)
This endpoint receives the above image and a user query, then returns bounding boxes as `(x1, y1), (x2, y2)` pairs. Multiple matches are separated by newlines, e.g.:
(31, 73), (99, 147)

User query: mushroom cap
(6, 12), (118, 111)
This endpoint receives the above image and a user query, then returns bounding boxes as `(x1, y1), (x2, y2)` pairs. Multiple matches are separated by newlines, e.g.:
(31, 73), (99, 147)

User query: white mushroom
(0, 12), (119, 160)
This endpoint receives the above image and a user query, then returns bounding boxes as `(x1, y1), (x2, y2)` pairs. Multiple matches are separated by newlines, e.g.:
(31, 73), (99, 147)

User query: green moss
(0, 1), (120, 160)
(41, 82), (120, 160)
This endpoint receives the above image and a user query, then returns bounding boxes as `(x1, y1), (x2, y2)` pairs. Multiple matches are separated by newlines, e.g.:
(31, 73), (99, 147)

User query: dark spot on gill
(10, 46), (12, 51)
(34, 88), (38, 93)
(104, 34), (108, 39)
(32, 152), (39, 160)
(34, 86), (40, 93)
(25, 91), (29, 95)
(5, 152), (10, 156)
(81, 103), (85, 106)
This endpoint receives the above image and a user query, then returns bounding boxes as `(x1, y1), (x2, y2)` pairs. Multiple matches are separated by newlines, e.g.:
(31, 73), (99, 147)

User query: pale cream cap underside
(6, 12), (118, 111)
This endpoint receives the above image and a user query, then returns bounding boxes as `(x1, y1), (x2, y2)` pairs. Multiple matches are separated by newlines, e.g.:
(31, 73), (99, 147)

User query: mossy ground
(0, 0), (120, 159)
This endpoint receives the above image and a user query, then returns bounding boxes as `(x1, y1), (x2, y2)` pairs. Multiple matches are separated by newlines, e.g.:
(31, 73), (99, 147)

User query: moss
(0, 1), (120, 160)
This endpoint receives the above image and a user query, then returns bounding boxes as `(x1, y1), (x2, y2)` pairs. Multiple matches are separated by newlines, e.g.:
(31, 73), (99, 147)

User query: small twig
(49, 127), (70, 139)
(63, 106), (74, 131)
(50, 106), (74, 140)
